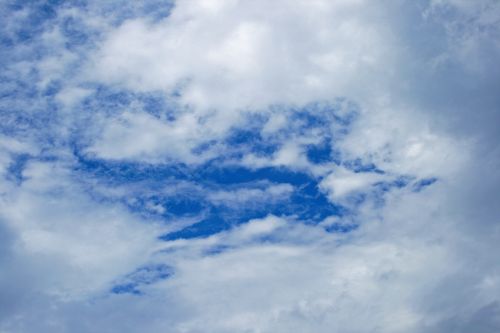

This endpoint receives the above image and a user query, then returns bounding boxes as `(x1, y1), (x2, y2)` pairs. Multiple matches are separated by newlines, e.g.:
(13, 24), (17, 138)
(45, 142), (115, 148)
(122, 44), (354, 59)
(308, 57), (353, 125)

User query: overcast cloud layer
(1, 0), (500, 332)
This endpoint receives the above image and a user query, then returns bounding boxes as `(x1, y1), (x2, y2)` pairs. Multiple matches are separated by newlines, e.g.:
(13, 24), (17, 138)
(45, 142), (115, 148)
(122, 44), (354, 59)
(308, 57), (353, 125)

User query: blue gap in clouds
(73, 152), (191, 184)
(162, 195), (204, 217)
(160, 214), (229, 241)
(160, 165), (343, 240)
(343, 158), (385, 174)
(295, 99), (358, 128)
(160, 208), (286, 241)
(291, 181), (343, 222)
(83, 86), (134, 116)
(225, 127), (278, 157)
(72, 158), (347, 240)
(6, 0), (175, 42)
(61, 16), (89, 49)
(413, 177), (438, 192)
(68, 99), (362, 241)
(98, 0), (175, 26)
(197, 164), (311, 185)
(203, 244), (233, 256)
(374, 176), (413, 191)
(325, 223), (359, 233)
(370, 176), (414, 208)
(111, 264), (173, 295)
(306, 141), (332, 164)
(81, 86), (178, 120)
(6, 0), (61, 43)
(6, 153), (31, 184)
(72, 152), (203, 217)
(122, 193), (206, 220)
(290, 109), (329, 130)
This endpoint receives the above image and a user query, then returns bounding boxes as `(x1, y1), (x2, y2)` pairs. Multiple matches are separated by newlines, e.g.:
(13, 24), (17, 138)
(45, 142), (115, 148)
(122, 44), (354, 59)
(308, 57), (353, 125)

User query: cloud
(0, 0), (499, 332)
(88, 0), (390, 110)
(319, 166), (385, 201)
(80, 0), (395, 165)
(0, 160), (163, 311)
(207, 183), (294, 207)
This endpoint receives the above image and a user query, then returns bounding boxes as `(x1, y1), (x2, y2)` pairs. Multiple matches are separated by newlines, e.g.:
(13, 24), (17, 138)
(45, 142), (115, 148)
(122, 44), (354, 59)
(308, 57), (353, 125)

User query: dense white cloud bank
(0, 0), (499, 332)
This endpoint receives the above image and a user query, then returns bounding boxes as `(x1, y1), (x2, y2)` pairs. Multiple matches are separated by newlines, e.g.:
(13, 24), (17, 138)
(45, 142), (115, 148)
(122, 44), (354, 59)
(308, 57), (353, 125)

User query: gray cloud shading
(0, 0), (499, 332)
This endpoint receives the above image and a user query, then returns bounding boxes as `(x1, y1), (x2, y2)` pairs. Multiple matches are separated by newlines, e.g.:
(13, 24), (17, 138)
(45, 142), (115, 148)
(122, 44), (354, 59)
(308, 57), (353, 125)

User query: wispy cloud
(1, 0), (499, 332)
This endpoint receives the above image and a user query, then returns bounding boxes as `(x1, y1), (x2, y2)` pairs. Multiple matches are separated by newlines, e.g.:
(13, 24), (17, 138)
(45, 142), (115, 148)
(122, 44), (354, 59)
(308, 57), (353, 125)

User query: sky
(0, 0), (499, 332)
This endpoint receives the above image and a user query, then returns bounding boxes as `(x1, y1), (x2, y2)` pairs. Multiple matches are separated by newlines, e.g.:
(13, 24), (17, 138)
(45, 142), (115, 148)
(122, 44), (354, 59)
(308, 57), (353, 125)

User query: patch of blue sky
(159, 199), (294, 241)
(163, 198), (335, 239)
(162, 195), (205, 216)
(0, 74), (37, 102)
(203, 244), (234, 256)
(18, 83), (366, 241)
(60, 15), (90, 50)
(298, 99), (359, 125)
(135, 0), (175, 22)
(197, 164), (311, 186)
(0, 102), (54, 140)
(0, 104), (36, 138)
(7, 130), (357, 243)
(160, 214), (229, 241)
(324, 222), (359, 233)
(3, 1), (61, 44)
(63, 90), (174, 144)
(343, 192), (369, 208)
(288, 108), (332, 132)
(3, 0), (174, 43)
(42, 80), (63, 97)
(0, 9), (84, 141)
(374, 176), (413, 191)
(306, 141), (333, 164)
(84, 86), (135, 109)
(95, 0), (174, 26)
(111, 264), (173, 295)
(160, 169), (341, 240)
(123, 192), (206, 220)
(215, 100), (357, 163)
(5, 153), (31, 184)
(412, 177), (438, 192)
(290, 182), (343, 221)
(79, 86), (179, 120)
(74, 152), (342, 240)
(1, 36), (366, 242)
(0, 1), (175, 108)
(225, 128), (278, 157)
(343, 158), (385, 174)
(72, 156), (305, 225)
(72, 154), (191, 185)
(2, 2), (79, 48)
(190, 139), (218, 156)
(367, 176), (415, 208)
(324, 174), (425, 214)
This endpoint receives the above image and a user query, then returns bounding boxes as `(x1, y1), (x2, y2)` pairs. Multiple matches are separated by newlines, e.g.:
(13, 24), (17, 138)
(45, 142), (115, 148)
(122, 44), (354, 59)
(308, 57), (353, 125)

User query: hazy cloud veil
(1, 0), (499, 332)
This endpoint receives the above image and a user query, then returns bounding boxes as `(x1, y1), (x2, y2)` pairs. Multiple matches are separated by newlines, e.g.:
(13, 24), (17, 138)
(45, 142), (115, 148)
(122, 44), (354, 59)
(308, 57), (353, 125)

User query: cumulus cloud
(88, 0), (391, 109)
(0, 0), (499, 332)
(81, 0), (397, 165)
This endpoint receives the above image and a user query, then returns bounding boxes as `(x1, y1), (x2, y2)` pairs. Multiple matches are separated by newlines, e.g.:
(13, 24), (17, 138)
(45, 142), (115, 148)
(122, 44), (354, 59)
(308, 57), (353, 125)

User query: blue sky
(1, 1), (500, 332)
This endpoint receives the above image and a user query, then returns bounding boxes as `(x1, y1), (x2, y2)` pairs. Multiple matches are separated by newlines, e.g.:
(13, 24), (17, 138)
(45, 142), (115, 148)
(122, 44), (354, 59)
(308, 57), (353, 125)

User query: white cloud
(319, 166), (385, 201)
(88, 0), (391, 111)
(336, 104), (470, 179)
(82, 0), (396, 164)
(87, 110), (205, 163)
(1, 0), (499, 332)
(0, 160), (163, 302)
(207, 183), (294, 207)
